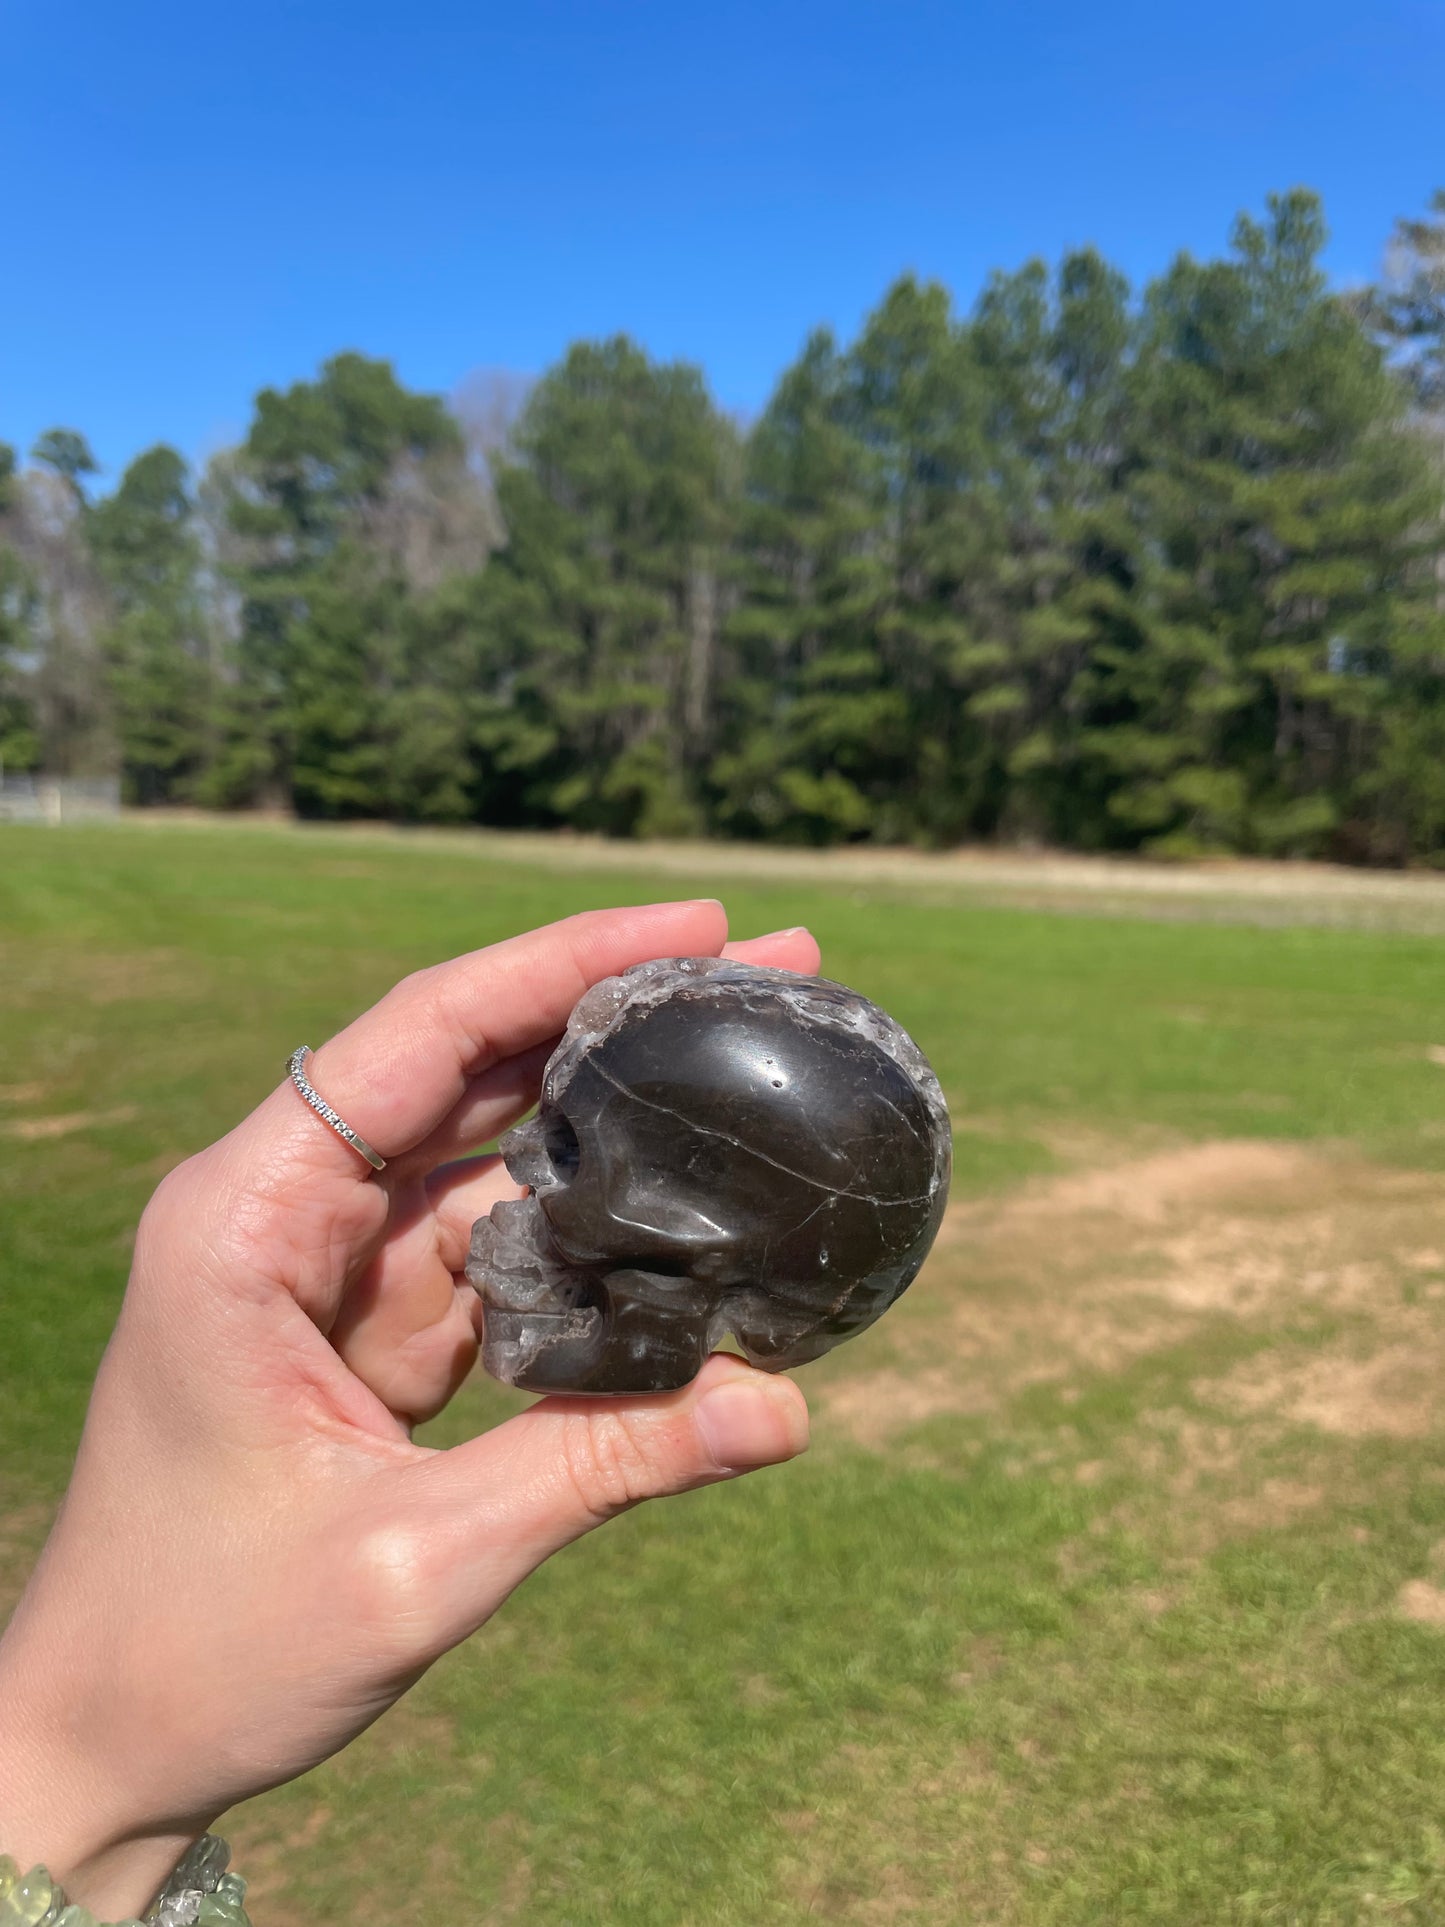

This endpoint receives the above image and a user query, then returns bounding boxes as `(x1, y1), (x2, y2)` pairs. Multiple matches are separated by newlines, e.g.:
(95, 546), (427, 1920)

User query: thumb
(399, 1355), (810, 1653)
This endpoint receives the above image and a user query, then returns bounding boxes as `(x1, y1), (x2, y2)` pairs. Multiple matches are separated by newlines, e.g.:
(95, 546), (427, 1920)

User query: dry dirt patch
(0, 944), (195, 1011)
(1009, 1138), (1326, 1226)
(1396, 1578), (1445, 1626)
(0, 1106), (139, 1141)
(1205, 1332), (1445, 1440)
(822, 1139), (1445, 1450)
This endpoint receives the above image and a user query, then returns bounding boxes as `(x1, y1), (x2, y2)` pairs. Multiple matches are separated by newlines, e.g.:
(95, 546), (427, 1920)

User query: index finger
(240, 898), (731, 1179)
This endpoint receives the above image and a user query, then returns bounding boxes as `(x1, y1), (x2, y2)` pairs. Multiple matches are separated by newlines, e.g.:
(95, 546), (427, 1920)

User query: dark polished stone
(467, 957), (952, 1395)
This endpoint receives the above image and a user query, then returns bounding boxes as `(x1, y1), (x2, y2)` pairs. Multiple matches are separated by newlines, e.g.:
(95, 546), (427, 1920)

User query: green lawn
(5, 822), (1445, 1924)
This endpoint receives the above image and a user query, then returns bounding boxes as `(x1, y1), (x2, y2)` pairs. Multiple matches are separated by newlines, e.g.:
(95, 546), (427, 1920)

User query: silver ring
(287, 1047), (387, 1172)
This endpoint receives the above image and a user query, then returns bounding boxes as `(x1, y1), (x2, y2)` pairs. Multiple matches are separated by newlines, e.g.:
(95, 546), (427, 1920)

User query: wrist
(0, 1609), (208, 1919)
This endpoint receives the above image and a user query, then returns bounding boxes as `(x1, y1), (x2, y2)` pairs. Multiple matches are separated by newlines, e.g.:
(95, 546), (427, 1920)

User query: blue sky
(3, 0), (1441, 482)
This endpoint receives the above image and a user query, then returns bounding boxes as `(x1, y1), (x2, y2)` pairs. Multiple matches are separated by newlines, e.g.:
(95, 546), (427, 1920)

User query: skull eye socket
(543, 1111), (582, 1184)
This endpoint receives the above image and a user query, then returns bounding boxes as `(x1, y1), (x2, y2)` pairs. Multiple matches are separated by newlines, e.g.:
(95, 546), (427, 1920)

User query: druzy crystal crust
(467, 957), (952, 1395)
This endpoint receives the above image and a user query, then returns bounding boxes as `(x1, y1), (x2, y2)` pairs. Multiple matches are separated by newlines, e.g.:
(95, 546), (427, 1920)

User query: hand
(0, 901), (817, 1917)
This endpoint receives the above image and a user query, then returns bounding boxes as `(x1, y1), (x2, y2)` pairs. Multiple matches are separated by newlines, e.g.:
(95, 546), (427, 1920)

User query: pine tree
(966, 249), (1136, 846)
(1369, 189), (1445, 412)
(475, 337), (735, 836)
(228, 353), (476, 816)
(89, 446), (210, 803)
(1356, 190), (1445, 857)
(840, 276), (999, 842)
(713, 329), (886, 842)
(1096, 192), (1431, 855)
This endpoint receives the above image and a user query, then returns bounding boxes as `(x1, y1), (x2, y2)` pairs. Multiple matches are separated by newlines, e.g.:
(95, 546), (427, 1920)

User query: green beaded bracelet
(0, 1836), (250, 1927)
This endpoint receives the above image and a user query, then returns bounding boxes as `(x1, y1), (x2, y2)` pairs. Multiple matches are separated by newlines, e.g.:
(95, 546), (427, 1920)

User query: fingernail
(696, 1377), (810, 1471)
(757, 925), (810, 940)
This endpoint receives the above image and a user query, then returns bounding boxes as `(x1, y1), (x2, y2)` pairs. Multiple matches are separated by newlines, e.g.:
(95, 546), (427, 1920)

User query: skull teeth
(467, 1195), (597, 1315)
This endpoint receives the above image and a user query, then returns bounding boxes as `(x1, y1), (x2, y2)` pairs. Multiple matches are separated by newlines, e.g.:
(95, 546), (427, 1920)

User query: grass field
(6, 821), (1445, 1924)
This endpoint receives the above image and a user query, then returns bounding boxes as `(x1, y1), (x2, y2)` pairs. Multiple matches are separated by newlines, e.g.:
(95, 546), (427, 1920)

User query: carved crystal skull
(467, 956), (952, 1394)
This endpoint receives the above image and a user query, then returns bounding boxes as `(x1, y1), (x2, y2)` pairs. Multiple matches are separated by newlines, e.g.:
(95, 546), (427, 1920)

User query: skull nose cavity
(499, 1109), (583, 1190)
(543, 1111), (582, 1183)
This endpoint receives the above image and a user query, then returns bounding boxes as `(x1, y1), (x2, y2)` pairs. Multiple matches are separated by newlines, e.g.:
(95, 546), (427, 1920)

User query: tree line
(4, 188), (1445, 859)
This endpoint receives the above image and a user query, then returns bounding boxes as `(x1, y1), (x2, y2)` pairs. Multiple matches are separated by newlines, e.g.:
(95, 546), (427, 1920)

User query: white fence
(0, 775), (121, 823)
